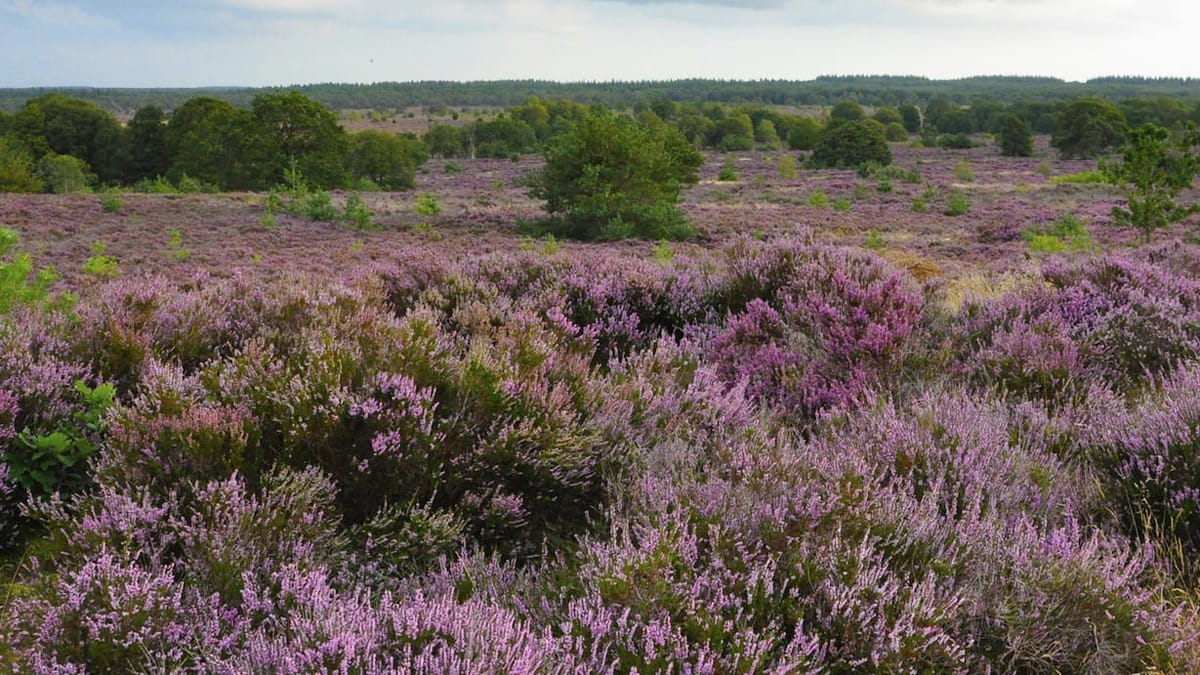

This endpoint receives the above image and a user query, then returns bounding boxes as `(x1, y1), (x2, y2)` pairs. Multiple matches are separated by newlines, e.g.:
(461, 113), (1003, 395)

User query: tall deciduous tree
(12, 94), (126, 184)
(1102, 122), (1200, 242)
(125, 105), (170, 183)
(251, 91), (349, 189)
(531, 107), (702, 240)
(166, 96), (255, 189)
(348, 130), (424, 190)
(1051, 98), (1128, 159)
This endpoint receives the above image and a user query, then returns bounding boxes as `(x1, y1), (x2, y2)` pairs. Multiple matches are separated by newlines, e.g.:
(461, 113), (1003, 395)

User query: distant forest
(3, 76), (1200, 115)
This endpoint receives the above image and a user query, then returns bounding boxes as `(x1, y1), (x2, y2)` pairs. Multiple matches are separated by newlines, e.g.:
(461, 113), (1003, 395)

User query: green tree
(786, 117), (822, 151)
(12, 94), (126, 183)
(348, 130), (424, 190)
(830, 100), (864, 126)
(510, 98), (552, 140)
(754, 118), (781, 149)
(713, 112), (754, 151)
(471, 116), (538, 158)
(923, 98), (955, 131)
(251, 91), (349, 189)
(531, 107), (703, 240)
(125, 105), (170, 183)
(810, 119), (892, 170)
(424, 124), (464, 158)
(1101, 122), (1200, 242)
(884, 122), (908, 142)
(997, 114), (1034, 157)
(1051, 98), (1128, 159)
(898, 104), (922, 133)
(37, 153), (94, 193)
(872, 106), (903, 126)
(0, 137), (43, 192)
(167, 97), (257, 189)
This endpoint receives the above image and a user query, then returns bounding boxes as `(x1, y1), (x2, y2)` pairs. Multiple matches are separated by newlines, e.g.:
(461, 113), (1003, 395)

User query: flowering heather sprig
(1087, 364), (1200, 571)
(0, 308), (91, 436)
(707, 241), (924, 421)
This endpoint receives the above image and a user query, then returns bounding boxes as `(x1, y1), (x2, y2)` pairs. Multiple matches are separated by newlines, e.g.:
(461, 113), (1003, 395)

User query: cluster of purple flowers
(3, 235), (1200, 671)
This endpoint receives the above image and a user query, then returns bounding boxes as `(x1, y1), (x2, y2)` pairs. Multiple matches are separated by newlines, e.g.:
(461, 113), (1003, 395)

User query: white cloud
(0, 0), (117, 28)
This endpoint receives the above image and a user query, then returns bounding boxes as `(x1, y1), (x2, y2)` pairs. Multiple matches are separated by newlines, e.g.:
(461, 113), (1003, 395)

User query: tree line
(4, 77), (1200, 116)
(0, 92), (425, 192)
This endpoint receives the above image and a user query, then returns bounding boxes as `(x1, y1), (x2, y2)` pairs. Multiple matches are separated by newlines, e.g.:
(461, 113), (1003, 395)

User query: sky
(0, 0), (1196, 87)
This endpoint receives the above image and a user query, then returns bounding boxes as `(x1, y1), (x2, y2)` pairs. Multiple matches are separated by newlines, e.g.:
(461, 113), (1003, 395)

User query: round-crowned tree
(810, 119), (892, 170)
(997, 114), (1034, 157)
(1051, 98), (1128, 159)
(531, 107), (702, 240)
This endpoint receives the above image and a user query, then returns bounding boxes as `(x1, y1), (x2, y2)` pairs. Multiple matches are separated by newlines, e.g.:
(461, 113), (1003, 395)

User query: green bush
(777, 155), (798, 180)
(1052, 97), (1128, 159)
(5, 380), (115, 497)
(82, 242), (120, 279)
(997, 114), (1034, 157)
(414, 193), (441, 216)
(0, 136), (42, 193)
(944, 189), (971, 216)
(0, 228), (64, 315)
(884, 122), (908, 142)
(99, 192), (122, 213)
(37, 153), (93, 193)
(343, 193), (375, 230)
(301, 191), (338, 221)
(864, 229), (885, 250)
(717, 156), (738, 182)
(937, 134), (975, 149)
(530, 106), (702, 240)
(810, 119), (892, 170)
(807, 189), (829, 207)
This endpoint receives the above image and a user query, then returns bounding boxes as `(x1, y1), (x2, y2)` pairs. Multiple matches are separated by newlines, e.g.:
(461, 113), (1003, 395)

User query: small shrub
(1027, 234), (1067, 254)
(133, 176), (177, 194)
(99, 192), (122, 213)
(911, 197), (928, 213)
(1022, 213), (1096, 253)
(5, 380), (115, 497)
(717, 156), (738, 182)
(414, 192), (442, 216)
(864, 229), (885, 250)
(300, 191), (338, 221)
(833, 198), (852, 212)
(938, 133), (975, 149)
(0, 228), (63, 315)
(953, 160), (975, 182)
(876, 179), (893, 193)
(444, 162), (464, 174)
(1049, 170), (1107, 184)
(82, 242), (120, 279)
(777, 154), (798, 180)
(944, 190), (971, 216)
(807, 189), (829, 207)
(165, 229), (191, 261)
(653, 238), (675, 264)
(343, 193), (375, 230)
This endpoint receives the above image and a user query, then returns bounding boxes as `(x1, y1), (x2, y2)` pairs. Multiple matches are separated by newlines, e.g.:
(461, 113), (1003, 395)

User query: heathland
(2, 85), (1200, 672)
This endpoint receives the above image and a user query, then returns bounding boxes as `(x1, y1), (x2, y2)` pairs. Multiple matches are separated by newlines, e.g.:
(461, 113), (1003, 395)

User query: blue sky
(0, 0), (1196, 87)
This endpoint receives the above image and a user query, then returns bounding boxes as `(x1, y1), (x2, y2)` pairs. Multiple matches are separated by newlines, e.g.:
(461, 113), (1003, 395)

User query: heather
(2, 144), (1200, 672)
